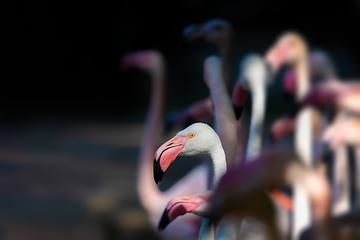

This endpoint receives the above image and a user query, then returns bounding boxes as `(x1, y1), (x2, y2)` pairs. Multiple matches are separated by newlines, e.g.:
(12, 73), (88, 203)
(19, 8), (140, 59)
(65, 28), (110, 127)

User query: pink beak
(265, 43), (289, 73)
(232, 81), (249, 120)
(154, 135), (188, 185)
(158, 192), (212, 230)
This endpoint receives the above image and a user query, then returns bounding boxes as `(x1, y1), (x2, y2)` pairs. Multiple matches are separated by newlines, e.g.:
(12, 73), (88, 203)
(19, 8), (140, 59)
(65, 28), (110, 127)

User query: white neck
(198, 142), (227, 240)
(295, 59), (309, 100)
(246, 89), (266, 160)
(208, 143), (227, 189)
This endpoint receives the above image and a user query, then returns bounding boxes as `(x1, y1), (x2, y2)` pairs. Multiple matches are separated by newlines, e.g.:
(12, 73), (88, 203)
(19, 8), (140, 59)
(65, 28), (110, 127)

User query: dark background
(6, 0), (360, 119)
(2, 0), (360, 239)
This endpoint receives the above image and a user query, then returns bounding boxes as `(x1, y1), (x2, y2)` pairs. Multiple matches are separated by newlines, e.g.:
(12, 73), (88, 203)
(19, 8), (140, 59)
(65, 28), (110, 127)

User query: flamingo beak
(154, 135), (187, 185)
(265, 43), (289, 73)
(158, 193), (210, 230)
(232, 81), (249, 120)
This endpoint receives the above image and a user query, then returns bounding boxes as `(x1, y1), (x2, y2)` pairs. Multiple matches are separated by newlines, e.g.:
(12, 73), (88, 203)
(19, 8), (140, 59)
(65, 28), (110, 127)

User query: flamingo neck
(198, 144), (226, 240)
(246, 89), (266, 160)
(137, 70), (165, 215)
(294, 58), (309, 100)
(208, 143), (227, 189)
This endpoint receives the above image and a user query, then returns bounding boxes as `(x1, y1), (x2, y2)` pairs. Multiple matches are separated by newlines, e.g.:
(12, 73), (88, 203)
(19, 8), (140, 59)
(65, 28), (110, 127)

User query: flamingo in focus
(156, 56), (238, 239)
(121, 50), (209, 240)
(156, 55), (290, 239)
(154, 122), (228, 239)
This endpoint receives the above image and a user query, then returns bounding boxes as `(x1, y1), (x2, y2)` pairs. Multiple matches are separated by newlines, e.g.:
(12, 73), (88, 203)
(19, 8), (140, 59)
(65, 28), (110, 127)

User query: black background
(6, 0), (360, 119)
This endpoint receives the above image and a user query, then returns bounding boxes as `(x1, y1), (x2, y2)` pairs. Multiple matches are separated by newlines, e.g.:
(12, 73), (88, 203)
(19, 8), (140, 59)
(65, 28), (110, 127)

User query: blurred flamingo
(121, 50), (209, 240)
(208, 147), (331, 240)
(265, 32), (316, 240)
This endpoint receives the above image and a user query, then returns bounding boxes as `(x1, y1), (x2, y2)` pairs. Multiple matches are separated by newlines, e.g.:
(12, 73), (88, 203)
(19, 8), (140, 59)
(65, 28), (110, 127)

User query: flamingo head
(240, 53), (272, 92)
(182, 19), (232, 47)
(158, 191), (212, 230)
(265, 32), (307, 73)
(120, 50), (165, 78)
(232, 54), (270, 119)
(282, 50), (335, 94)
(154, 123), (221, 185)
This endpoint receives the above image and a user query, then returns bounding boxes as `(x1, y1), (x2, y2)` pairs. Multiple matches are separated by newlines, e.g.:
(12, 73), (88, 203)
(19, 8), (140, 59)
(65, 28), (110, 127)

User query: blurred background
(3, 0), (360, 239)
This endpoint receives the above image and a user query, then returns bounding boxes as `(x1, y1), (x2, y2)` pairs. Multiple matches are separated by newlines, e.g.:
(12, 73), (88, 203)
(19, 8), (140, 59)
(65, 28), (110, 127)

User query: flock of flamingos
(121, 19), (360, 240)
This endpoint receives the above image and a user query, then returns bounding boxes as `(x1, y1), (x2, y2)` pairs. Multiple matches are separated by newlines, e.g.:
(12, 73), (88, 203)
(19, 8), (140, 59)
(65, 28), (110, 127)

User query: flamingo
(121, 50), (209, 240)
(155, 56), (238, 240)
(155, 56), (240, 240)
(156, 55), (288, 239)
(269, 49), (355, 218)
(270, 49), (338, 140)
(154, 122), (228, 239)
(235, 54), (271, 160)
(232, 53), (293, 239)
(285, 80), (360, 213)
(267, 40), (360, 235)
(184, 19), (250, 166)
(265, 31), (316, 240)
(165, 20), (250, 160)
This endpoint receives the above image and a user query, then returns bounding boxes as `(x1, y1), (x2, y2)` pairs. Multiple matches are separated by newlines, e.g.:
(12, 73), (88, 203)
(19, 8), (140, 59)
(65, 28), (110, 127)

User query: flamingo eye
(189, 133), (195, 138)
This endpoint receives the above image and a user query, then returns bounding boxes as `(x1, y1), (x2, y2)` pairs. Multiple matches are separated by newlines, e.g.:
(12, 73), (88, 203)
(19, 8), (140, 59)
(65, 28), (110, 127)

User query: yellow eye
(189, 133), (195, 138)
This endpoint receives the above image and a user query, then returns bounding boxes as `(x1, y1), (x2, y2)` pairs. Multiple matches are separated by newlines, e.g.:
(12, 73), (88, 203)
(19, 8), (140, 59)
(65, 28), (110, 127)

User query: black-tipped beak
(153, 158), (164, 185)
(158, 208), (170, 231)
(233, 104), (244, 120)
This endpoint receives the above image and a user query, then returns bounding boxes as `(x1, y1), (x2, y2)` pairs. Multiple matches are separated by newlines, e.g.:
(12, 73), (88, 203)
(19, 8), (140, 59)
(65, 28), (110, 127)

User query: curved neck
(206, 60), (238, 166)
(246, 89), (266, 160)
(208, 144), (227, 189)
(137, 70), (165, 213)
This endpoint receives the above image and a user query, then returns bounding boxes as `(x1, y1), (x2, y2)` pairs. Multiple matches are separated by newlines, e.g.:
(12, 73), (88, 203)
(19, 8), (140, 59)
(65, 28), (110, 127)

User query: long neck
(198, 144), (226, 240)
(293, 53), (314, 240)
(206, 60), (238, 166)
(295, 58), (309, 101)
(137, 70), (165, 216)
(246, 89), (266, 160)
(294, 54), (313, 165)
(209, 144), (227, 189)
